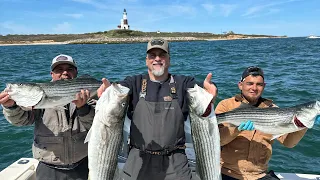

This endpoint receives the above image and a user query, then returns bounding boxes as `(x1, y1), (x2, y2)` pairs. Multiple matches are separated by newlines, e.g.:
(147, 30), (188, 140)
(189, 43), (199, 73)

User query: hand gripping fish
(216, 101), (320, 139)
(4, 75), (101, 109)
(187, 84), (222, 180)
(85, 83), (129, 180)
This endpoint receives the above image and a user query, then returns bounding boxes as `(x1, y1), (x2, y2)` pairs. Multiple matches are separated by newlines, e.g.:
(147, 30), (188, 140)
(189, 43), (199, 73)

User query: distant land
(0, 29), (287, 46)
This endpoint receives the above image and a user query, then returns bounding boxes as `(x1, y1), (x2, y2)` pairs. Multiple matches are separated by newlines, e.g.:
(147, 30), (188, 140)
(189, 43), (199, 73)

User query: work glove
(315, 115), (320, 125)
(238, 120), (254, 131)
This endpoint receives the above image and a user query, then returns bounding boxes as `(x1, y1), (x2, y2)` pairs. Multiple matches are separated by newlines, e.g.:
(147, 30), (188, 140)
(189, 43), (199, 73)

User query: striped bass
(4, 75), (101, 109)
(216, 101), (320, 138)
(85, 83), (129, 180)
(187, 84), (222, 180)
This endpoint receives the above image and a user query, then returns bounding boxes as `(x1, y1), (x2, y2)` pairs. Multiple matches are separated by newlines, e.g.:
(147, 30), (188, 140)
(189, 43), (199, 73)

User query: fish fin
(208, 105), (217, 136)
(84, 127), (92, 143)
(53, 106), (67, 110)
(113, 166), (122, 180)
(208, 121), (214, 136)
(77, 74), (93, 78)
(20, 106), (33, 111)
(88, 91), (98, 102)
(271, 134), (286, 140)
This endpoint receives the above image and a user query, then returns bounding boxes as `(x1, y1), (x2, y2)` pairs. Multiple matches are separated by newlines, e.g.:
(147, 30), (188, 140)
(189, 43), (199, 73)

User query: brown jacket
(215, 94), (307, 180)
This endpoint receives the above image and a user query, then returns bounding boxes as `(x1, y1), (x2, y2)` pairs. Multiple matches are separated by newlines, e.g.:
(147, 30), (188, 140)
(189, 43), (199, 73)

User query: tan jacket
(3, 102), (95, 166)
(215, 94), (307, 180)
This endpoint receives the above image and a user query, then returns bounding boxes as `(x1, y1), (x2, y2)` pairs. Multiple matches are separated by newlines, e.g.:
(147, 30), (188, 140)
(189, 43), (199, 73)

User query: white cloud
(201, 3), (236, 17)
(266, 8), (280, 15)
(242, 0), (302, 17)
(53, 22), (72, 34)
(166, 5), (196, 15)
(0, 21), (34, 34)
(243, 6), (264, 17)
(120, 0), (138, 2)
(201, 3), (215, 14)
(65, 13), (84, 18)
(220, 4), (237, 17)
(71, 0), (109, 9)
(71, 0), (92, 3)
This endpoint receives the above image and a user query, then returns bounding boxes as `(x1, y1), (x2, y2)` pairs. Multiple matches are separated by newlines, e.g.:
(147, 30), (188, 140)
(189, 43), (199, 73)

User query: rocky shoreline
(0, 34), (286, 46)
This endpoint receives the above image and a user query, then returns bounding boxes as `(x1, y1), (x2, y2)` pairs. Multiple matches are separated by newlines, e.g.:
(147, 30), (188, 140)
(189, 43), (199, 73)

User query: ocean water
(0, 37), (319, 174)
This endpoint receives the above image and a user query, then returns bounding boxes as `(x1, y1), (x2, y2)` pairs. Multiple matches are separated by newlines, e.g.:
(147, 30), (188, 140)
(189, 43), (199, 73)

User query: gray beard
(152, 67), (165, 77)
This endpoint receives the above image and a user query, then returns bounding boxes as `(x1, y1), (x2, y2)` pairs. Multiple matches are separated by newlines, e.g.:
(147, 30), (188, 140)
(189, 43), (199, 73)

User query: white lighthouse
(117, 9), (130, 30)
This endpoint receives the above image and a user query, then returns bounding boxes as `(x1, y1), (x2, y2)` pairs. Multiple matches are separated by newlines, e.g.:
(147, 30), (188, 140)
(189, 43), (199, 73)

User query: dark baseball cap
(146, 38), (169, 54)
(241, 66), (264, 82)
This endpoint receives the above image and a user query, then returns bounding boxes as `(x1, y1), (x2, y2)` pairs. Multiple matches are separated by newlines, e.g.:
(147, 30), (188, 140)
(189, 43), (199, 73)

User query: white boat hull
(307, 35), (320, 39)
(0, 158), (38, 180)
(1, 156), (320, 180)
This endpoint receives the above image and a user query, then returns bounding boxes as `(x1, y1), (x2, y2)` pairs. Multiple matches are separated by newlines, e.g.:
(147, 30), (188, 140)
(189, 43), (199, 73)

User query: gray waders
(122, 76), (192, 180)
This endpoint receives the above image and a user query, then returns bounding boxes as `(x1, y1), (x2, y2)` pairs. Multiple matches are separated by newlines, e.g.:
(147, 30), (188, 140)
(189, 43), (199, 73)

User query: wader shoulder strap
(139, 75), (178, 100)
(169, 75), (177, 99)
(139, 78), (147, 98)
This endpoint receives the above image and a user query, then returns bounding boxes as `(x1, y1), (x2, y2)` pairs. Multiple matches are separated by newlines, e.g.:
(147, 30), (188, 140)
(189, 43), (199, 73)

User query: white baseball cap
(51, 54), (77, 70)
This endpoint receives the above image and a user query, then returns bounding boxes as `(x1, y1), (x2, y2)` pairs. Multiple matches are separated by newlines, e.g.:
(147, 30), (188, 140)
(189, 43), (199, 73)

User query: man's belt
(41, 157), (86, 170)
(41, 161), (80, 170)
(131, 144), (186, 156)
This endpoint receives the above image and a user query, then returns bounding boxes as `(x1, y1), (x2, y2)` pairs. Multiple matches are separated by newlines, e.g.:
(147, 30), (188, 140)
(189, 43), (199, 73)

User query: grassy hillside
(0, 29), (287, 44)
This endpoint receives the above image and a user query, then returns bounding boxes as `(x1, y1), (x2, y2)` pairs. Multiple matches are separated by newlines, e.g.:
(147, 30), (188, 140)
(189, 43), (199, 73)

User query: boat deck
(1, 157), (320, 180)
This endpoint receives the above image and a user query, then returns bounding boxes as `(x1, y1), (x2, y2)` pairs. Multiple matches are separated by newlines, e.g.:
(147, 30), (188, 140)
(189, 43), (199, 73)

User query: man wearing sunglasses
(0, 54), (95, 180)
(97, 38), (218, 180)
(215, 66), (309, 180)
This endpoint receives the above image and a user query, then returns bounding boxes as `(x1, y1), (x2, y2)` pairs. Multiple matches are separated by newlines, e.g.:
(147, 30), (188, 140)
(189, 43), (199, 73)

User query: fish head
(5, 83), (44, 107)
(187, 84), (213, 116)
(295, 101), (320, 128)
(109, 90), (129, 123)
(96, 83), (130, 126)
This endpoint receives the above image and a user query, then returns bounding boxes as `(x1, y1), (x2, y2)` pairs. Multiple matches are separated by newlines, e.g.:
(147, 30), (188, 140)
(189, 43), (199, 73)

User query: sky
(0, 0), (319, 37)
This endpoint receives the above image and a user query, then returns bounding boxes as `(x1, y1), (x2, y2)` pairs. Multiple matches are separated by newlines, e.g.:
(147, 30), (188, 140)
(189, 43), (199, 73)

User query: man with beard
(97, 38), (218, 180)
(215, 66), (309, 180)
(0, 54), (95, 180)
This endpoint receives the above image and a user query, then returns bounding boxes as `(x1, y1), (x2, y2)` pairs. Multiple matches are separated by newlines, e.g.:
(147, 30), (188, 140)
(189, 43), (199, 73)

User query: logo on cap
(150, 39), (165, 46)
(147, 39), (169, 54)
(51, 54), (77, 70)
(56, 55), (69, 61)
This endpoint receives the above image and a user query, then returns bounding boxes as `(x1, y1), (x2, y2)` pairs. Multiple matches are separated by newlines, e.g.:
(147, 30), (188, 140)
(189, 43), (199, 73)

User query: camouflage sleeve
(215, 100), (241, 146)
(76, 100), (96, 130)
(2, 105), (40, 126)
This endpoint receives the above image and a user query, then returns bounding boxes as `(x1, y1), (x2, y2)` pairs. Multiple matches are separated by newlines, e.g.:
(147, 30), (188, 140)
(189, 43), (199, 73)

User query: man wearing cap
(97, 38), (218, 180)
(215, 66), (308, 180)
(0, 54), (95, 180)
